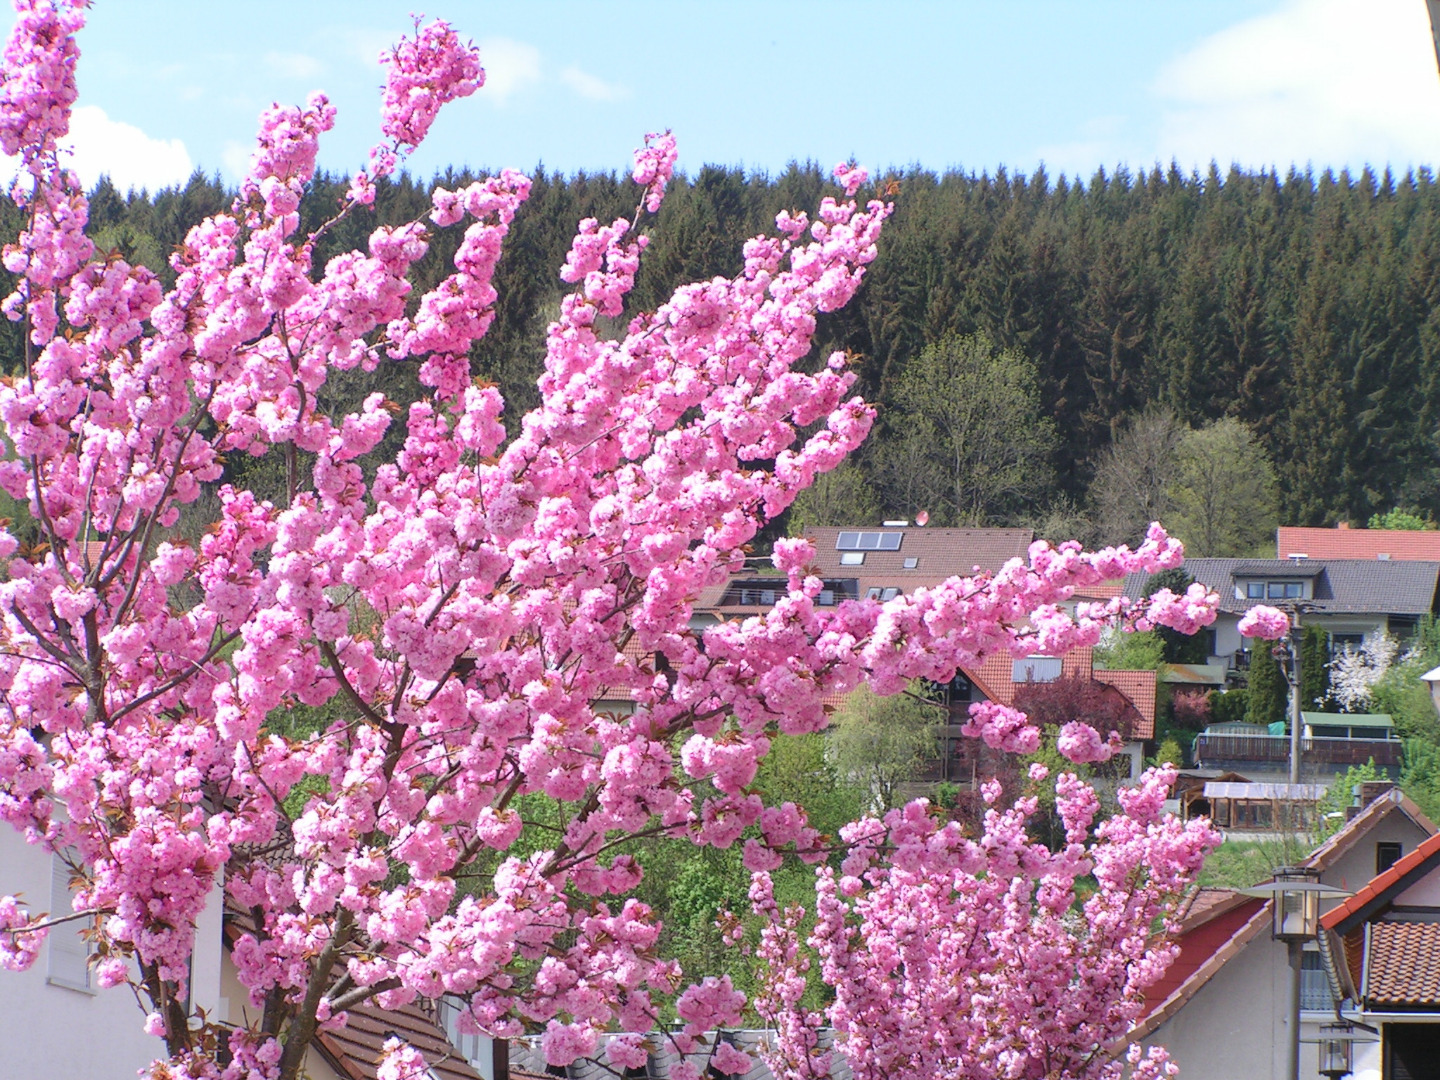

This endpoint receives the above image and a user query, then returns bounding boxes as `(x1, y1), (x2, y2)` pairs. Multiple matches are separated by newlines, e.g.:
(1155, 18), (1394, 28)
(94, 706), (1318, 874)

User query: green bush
(1208, 687), (1249, 726)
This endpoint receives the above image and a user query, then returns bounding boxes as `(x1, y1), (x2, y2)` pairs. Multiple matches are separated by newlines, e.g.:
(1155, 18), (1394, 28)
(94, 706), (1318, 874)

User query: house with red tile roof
(1128, 785), (1437, 1080)
(1278, 523), (1440, 563)
(1318, 823), (1440, 1077)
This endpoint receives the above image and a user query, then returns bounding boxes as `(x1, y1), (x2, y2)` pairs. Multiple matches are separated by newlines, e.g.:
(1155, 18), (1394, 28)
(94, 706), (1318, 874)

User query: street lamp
(1318, 1022), (1356, 1080)
(1272, 866), (1322, 940)
(1240, 871), (1352, 1080)
(1272, 601), (1317, 788)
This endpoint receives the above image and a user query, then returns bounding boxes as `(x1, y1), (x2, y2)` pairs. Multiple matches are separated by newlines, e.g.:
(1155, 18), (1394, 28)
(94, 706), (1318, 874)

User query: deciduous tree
(0, 7), (1230, 1080)
(874, 331), (1056, 526)
(1167, 417), (1278, 557)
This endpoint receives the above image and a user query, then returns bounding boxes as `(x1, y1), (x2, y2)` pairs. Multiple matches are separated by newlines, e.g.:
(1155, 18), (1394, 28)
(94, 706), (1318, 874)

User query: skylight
(835, 531), (903, 551)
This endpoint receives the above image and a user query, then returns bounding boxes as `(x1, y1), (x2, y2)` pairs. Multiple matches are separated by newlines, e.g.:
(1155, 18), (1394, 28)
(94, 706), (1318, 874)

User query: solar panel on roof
(835, 531), (903, 551)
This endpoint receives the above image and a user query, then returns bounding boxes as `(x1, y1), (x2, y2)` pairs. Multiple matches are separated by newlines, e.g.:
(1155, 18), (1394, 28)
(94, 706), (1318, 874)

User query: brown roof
(803, 525), (1035, 591)
(965, 648), (1156, 741)
(1277, 525), (1440, 562)
(1321, 828), (1440, 932)
(1093, 668), (1157, 740)
(1174, 887), (1256, 930)
(1365, 922), (1440, 1008)
(968, 646), (1095, 706)
(1074, 578), (1125, 599)
(314, 999), (483, 1080)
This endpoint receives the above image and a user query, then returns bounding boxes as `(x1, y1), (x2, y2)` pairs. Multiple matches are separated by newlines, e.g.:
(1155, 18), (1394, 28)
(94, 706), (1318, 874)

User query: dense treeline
(8, 158), (1440, 535)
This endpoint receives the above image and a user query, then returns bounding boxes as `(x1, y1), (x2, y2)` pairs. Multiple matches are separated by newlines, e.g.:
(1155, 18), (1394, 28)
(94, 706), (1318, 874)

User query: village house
(695, 524), (1156, 782)
(1318, 824), (1440, 1077)
(1132, 784), (1436, 1080)
(1123, 557), (1440, 672)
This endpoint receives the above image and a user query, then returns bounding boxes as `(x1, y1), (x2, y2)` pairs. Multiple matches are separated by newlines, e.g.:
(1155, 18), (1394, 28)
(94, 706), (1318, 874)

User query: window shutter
(46, 853), (91, 991)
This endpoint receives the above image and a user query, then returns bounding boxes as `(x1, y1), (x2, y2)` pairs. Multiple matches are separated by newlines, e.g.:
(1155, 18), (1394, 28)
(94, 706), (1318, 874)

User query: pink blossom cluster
(0, 0), (81, 162)
(0, 6), (1238, 1080)
(752, 770), (1219, 1080)
(351, 18), (484, 203)
(0, 895), (43, 970)
(960, 701), (1041, 753)
(1238, 603), (1291, 640)
(631, 130), (678, 213)
(378, 19), (483, 150)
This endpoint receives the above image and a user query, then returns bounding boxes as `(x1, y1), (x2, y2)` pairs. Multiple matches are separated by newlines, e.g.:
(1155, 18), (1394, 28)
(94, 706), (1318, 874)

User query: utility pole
(1288, 608), (1303, 787)
(1274, 600), (1315, 787)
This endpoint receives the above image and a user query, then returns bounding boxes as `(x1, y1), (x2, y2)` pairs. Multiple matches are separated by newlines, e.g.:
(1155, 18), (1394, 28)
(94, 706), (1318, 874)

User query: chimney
(1337, 521), (1351, 530)
(1355, 780), (1396, 808)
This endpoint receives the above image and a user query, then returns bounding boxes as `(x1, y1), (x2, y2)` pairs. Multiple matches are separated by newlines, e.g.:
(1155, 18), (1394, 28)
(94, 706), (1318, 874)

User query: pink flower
(1056, 721), (1117, 764)
(631, 130), (677, 213)
(1238, 604), (1291, 640)
(542, 1021), (598, 1067)
(712, 1041), (753, 1075)
(962, 701), (1040, 754)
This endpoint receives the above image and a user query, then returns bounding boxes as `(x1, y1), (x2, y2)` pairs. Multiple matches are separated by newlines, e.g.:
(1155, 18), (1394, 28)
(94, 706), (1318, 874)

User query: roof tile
(1278, 526), (1440, 562)
(314, 1000), (483, 1080)
(1093, 668), (1157, 739)
(1366, 922), (1440, 1008)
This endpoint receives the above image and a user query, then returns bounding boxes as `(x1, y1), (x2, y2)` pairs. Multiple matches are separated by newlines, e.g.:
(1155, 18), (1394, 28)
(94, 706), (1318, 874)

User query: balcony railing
(1194, 732), (1403, 769)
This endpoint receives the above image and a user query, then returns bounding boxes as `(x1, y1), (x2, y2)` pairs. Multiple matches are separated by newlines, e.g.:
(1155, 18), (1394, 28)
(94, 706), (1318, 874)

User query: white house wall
(1398, 872), (1440, 906)
(1208, 613), (1389, 669)
(1142, 931), (1300, 1080)
(1323, 811), (1430, 894)
(0, 828), (166, 1080)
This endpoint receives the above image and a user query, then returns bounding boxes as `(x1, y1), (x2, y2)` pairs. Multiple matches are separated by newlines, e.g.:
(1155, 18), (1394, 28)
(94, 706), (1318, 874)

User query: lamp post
(1276, 866), (1318, 1080)
(1240, 869), (1351, 1080)
(1273, 602), (1316, 788)
(1318, 1022), (1356, 1079)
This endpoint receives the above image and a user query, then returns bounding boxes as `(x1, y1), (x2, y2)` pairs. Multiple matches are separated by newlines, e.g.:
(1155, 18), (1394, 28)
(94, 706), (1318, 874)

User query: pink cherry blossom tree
(746, 766), (1215, 1080)
(0, 4), (1229, 1079)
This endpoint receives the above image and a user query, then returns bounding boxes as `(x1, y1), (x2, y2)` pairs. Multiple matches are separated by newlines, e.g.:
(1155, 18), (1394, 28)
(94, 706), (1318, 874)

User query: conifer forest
(9, 159), (1438, 546)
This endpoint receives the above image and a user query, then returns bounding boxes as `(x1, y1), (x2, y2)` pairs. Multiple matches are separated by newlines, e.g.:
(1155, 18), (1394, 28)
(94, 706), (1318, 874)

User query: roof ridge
(1321, 828), (1440, 932)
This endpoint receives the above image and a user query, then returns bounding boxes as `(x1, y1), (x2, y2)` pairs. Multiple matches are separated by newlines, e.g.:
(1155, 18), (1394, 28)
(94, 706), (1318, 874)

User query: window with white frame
(1242, 579), (1305, 600)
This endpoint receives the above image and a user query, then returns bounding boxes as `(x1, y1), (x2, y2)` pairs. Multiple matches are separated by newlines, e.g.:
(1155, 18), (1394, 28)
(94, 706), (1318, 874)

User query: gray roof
(1232, 560), (1325, 578)
(1203, 782), (1328, 800)
(1123, 558), (1440, 617)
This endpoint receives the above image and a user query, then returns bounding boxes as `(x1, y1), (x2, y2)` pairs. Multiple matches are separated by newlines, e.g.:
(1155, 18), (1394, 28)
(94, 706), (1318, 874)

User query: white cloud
(477, 37), (542, 104)
(341, 28), (398, 73)
(264, 51), (323, 81)
(560, 65), (629, 103)
(64, 105), (193, 192)
(1153, 0), (1440, 173)
(222, 140), (252, 182)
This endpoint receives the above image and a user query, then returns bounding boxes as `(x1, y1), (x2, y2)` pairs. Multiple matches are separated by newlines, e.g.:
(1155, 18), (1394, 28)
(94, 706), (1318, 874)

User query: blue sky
(23, 0), (1440, 192)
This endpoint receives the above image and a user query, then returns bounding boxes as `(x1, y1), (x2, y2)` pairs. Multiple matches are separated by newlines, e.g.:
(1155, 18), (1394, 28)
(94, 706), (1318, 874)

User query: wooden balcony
(1193, 732), (1403, 770)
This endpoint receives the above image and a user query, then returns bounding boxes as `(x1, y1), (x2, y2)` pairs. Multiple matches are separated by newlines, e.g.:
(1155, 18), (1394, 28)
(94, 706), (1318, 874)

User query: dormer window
(1013, 656), (1062, 683)
(1243, 580), (1305, 600)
